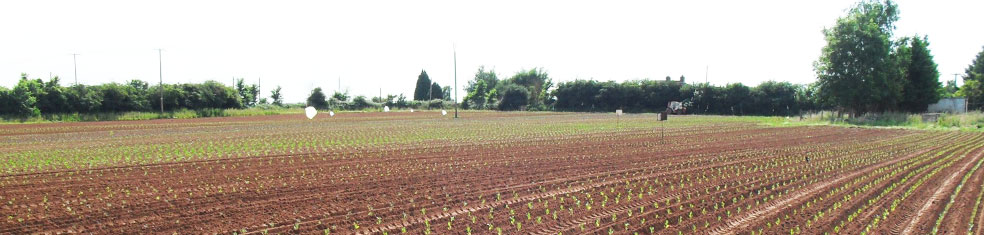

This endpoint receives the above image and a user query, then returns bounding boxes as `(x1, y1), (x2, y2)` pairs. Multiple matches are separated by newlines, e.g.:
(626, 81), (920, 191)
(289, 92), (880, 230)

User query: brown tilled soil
(1, 114), (983, 234)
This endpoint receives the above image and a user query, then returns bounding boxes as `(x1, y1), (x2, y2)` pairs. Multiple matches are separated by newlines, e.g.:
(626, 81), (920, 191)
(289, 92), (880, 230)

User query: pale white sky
(1, 0), (981, 103)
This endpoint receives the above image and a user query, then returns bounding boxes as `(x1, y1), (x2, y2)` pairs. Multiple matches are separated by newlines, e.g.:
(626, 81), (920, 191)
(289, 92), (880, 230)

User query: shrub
(498, 84), (529, 111)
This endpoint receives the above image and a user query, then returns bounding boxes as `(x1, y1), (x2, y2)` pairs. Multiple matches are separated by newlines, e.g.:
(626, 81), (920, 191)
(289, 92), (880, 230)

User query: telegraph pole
(454, 43), (458, 118)
(72, 53), (80, 85)
(157, 49), (164, 115)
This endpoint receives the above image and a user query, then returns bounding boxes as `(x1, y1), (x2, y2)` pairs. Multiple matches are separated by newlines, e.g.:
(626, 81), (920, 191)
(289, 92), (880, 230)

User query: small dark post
(659, 111), (668, 143)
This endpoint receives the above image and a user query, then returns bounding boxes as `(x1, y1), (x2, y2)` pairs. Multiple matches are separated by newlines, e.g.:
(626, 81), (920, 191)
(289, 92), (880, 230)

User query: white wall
(927, 98), (966, 113)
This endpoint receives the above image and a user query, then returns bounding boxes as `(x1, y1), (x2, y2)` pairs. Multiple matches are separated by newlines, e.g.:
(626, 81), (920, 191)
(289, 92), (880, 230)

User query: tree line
(443, 0), (984, 115)
(552, 79), (819, 115)
(0, 74), (282, 116)
(452, 67), (816, 115)
(304, 85), (453, 111)
(453, 0), (975, 116)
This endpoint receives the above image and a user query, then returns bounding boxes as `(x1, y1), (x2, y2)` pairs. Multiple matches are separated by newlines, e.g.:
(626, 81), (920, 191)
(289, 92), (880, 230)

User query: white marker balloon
(305, 107), (317, 119)
(329, 111), (335, 117)
(384, 106), (390, 112)
(442, 110), (447, 116)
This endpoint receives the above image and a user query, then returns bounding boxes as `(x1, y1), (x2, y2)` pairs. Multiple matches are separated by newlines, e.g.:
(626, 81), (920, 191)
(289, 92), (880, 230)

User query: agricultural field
(2, 111), (984, 234)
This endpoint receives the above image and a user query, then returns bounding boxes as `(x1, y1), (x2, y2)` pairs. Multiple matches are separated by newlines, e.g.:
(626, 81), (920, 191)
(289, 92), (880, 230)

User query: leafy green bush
(195, 108), (227, 117)
(845, 112), (921, 126)
(497, 83), (529, 111)
(351, 96), (381, 109)
(936, 112), (984, 129)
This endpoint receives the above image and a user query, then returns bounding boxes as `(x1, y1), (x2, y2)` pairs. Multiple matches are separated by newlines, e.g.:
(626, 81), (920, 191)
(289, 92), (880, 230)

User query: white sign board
(305, 106), (317, 119)
(616, 109), (623, 116)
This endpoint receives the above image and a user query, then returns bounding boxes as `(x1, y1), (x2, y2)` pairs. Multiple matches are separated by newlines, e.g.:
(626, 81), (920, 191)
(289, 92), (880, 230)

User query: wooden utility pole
(954, 73), (960, 86)
(72, 53), (80, 85)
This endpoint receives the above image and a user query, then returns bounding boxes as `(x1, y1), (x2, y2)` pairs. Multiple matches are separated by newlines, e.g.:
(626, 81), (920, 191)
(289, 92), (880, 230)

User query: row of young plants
(573, 126), (880, 234)
(966, 164), (984, 234)
(240, 123), (837, 234)
(721, 130), (956, 234)
(929, 140), (984, 234)
(376, 126), (916, 234)
(0, 129), (905, 234)
(616, 131), (889, 234)
(410, 126), (932, 235)
(808, 133), (960, 233)
(3, 114), (967, 234)
(758, 132), (977, 234)
(851, 134), (980, 234)
(1, 112), (678, 174)
(706, 131), (947, 234)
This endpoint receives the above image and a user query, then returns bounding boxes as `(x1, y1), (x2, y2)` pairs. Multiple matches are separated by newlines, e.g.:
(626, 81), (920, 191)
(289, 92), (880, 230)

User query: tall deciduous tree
(270, 86), (283, 106)
(413, 70), (431, 101)
(65, 84), (102, 113)
(497, 83), (529, 111)
(814, 0), (900, 115)
(722, 83), (751, 115)
(307, 87), (329, 109)
(464, 79), (488, 109)
(503, 68), (552, 109)
(331, 91), (350, 102)
(442, 86), (451, 101)
(464, 67), (500, 109)
(0, 75), (38, 116)
(897, 36), (941, 112)
(235, 78), (259, 107)
(939, 80), (958, 98)
(99, 83), (145, 112)
(959, 46), (984, 110)
(465, 66), (499, 93)
(38, 77), (69, 113)
(753, 81), (800, 116)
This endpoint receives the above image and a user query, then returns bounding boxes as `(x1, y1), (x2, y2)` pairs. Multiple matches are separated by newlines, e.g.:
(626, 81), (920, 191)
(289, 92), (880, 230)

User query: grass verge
(761, 111), (984, 132)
